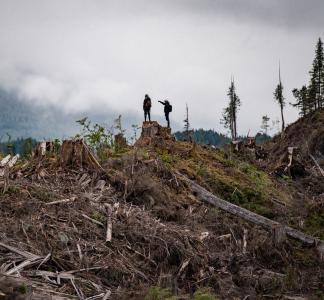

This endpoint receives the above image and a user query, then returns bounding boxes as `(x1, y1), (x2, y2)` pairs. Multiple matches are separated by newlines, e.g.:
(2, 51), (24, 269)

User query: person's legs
(144, 110), (150, 121)
(165, 113), (170, 128)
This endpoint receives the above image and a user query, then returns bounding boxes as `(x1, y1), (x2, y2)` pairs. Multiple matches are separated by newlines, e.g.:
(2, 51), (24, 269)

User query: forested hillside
(174, 129), (270, 147)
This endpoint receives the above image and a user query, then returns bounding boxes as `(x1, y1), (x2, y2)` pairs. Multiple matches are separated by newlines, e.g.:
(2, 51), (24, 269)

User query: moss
(193, 288), (219, 300)
(144, 286), (177, 300)
(304, 209), (324, 239)
(91, 211), (105, 223)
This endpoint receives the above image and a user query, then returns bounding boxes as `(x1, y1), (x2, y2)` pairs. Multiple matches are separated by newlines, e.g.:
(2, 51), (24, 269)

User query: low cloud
(0, 0), (323, 135)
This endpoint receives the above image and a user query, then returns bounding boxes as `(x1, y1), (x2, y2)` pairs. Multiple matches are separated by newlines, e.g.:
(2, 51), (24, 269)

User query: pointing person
(158, 100), (172, 128)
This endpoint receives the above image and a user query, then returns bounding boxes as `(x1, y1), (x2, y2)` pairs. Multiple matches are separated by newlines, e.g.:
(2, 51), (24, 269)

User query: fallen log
(309, 153), (324, 177)
(179, 174), (324, 256)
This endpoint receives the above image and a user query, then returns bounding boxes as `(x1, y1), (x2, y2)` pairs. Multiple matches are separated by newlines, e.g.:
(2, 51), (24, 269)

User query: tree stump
(60, 139), (102, 170)
(231, 140), (243, 153)
(114, 133), (127, 149)
(135, 121), (173, 147)
(33, 141), (54, 158)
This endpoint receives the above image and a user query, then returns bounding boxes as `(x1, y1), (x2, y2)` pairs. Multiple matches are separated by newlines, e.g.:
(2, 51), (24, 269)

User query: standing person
(158, 100), (172, 128)
(143, 94), (152, 122)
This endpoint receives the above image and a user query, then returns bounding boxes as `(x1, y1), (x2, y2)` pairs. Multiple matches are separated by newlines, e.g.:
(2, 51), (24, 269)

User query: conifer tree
(309, 38), (324, 109)
(274, 65), (285, 132)
(222, 79), (241, 140)
(292, 86), (309, 116)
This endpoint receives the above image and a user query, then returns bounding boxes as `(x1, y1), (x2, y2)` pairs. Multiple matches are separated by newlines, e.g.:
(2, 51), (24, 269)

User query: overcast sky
(0, 0), (323, 135)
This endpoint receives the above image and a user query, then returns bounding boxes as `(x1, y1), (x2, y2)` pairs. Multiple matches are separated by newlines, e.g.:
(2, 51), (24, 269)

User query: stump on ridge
(135, 121), (173, 147)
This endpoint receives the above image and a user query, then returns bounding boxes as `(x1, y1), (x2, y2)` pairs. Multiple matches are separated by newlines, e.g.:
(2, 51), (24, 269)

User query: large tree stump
(231, 140), (244, 153)
(60, 139), (103, 170)
(135, 121), (173, 147)
(275, 147), (306, 179)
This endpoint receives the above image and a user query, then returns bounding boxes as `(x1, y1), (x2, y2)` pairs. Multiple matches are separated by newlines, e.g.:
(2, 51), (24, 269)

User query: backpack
(168, 104), (172, 112)
(144, 98), (151, 108)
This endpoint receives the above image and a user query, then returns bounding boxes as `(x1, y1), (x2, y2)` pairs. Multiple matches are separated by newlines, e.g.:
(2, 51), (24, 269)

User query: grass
(159, 151), (178, 169)
(144, 287), (177, 300)
(173, 146), (277, 218)
(193, 288), (219, 300)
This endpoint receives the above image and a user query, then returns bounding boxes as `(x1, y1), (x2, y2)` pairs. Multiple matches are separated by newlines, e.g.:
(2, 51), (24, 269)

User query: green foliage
(222, 79), (241, 140)
(193, 288), (218, 300)
(274, 69), (285, 131)
(159, 151), (177, 169)
(76, 117), (114, 160)
(76, 115), (129, 159)
(18, 283), (28, 294)
(292, 37), (324, 115)
(144, 287), (176, 300)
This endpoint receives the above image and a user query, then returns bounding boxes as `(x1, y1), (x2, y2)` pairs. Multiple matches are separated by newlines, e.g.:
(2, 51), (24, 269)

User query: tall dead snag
(179, 173), (324, 258)
(60, 139), (103, 171)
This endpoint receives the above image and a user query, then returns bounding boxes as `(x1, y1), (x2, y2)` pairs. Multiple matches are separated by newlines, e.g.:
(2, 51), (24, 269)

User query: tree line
(219, 37), (324, 140)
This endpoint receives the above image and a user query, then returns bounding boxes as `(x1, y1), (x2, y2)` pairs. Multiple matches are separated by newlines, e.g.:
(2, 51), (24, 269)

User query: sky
(0, 0), (323, 135)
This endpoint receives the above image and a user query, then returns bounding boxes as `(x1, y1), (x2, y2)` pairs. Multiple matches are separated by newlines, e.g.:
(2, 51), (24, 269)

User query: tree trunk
(280, 105), (285, 132)
(178, 173), (324, 257)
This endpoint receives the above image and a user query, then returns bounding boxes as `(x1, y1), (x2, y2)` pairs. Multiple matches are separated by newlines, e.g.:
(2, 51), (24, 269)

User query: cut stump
(60, 139), (103, 171)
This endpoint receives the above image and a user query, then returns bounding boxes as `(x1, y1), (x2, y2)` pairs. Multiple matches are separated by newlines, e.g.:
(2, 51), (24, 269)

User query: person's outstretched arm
(158, 100), (165, 105)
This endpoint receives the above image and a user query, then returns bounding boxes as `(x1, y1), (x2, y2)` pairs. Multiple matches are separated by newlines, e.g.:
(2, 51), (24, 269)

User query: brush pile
(0, 129), (323, 299)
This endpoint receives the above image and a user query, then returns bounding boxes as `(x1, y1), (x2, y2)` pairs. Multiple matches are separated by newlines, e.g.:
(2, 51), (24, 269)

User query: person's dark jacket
(158, 100), (172, 114)
(143, 97), (152, 110)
